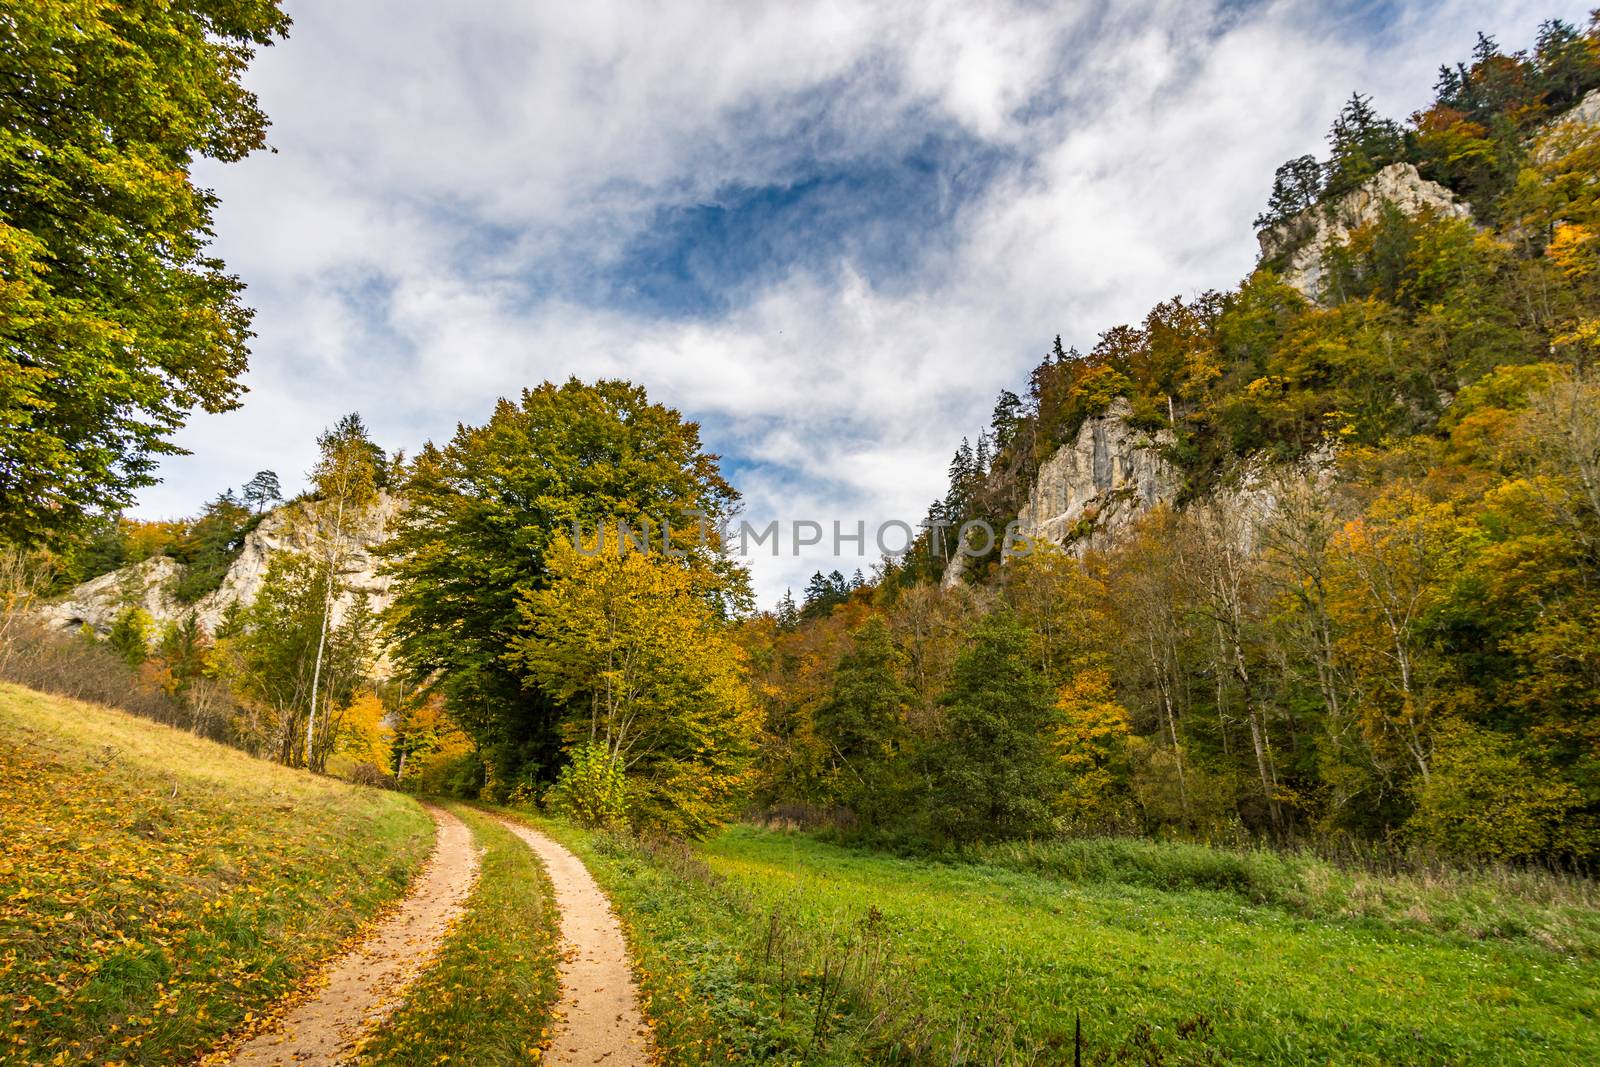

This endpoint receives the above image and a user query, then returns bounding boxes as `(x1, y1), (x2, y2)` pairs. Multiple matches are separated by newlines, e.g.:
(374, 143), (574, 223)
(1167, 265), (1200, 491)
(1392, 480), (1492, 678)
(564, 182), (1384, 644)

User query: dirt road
(497, 817), (652, 1066)
(225, 805), (479, 1066)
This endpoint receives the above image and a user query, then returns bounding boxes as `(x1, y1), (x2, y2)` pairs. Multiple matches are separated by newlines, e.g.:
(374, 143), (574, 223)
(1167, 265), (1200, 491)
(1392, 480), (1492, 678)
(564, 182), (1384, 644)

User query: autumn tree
(513, 538), (757, 837)
(216, 552), (373, 767)
(0, 1), (290, 546)
(1053, 667), (1135, 826)
(382, 379), (741, 793)
(305, 414), (381, 768)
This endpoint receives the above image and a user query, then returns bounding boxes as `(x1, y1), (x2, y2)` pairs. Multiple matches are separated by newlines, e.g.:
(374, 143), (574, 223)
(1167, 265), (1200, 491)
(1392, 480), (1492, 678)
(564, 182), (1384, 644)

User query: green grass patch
(542, 820), (1600, 1065)
(970, 836), (1600, 957)
(357, 805), (561, 1065)
(0, 682), (433, 1066)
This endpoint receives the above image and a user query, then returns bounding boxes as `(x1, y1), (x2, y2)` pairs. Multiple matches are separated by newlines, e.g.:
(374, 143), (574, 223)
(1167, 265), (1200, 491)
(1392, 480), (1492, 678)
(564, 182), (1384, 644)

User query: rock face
(1534, 87), (1600, 163)
(38, 556), (187, 636)
(40, 493), (401, 648)
(1561, 87), (1600, 130)
(1015, 399), (1181, 556)
(1010, 402), (1336, 561)
(1257, 162), (1473, 302)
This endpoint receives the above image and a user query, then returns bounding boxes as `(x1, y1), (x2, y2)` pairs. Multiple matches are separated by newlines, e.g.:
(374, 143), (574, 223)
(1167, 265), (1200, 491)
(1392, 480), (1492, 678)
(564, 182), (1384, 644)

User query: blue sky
(142, 0), (1592, 605)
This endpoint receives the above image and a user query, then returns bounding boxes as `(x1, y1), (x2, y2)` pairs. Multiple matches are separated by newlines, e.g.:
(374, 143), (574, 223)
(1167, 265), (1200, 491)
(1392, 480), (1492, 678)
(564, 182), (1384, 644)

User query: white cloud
(145, 0), (1592, 602)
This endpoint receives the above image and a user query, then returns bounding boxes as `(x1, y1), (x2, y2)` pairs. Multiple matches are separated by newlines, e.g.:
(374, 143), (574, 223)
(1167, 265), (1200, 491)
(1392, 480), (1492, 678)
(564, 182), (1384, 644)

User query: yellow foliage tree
(1053, 667), (1133, 823)
(513, 538), (759, 837)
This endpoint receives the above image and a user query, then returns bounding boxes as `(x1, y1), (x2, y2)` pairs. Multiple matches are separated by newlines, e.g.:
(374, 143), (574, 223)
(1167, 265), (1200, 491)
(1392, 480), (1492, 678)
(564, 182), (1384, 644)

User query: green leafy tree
(382, 378), (743, 792)
(0, 1), (291, 546)
(1410, 723), (1592, 861)
(927, 610), (1063, 842)
(216, 552), (371, 768)
(305, 413), (381, 767)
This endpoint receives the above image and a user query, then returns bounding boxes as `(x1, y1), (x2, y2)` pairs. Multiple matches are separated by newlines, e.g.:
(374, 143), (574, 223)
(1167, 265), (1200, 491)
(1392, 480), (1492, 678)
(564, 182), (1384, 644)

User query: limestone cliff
(1015, 399), (1181, 556)
(1010, 402), (1335, 559)
(40, 493), (401, 645)
(1256, 162), (1473, 303)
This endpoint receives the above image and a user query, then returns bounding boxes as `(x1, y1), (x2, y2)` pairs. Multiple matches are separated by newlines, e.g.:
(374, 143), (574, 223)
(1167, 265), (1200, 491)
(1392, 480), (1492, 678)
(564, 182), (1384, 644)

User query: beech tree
(381, 378), (743, 793)
(0, 1), (291, 546)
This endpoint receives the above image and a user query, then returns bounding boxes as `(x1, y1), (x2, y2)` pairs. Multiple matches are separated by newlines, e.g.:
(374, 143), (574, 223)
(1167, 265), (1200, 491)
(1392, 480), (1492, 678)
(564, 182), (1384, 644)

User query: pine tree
(242, 470), (282, 513)
(946, 437), (975, 518)
(1255, 154), (1323, 228)
(776, 588), (799, 631)
(991, 389), (1023, 451)
(1323, 92), (1403, 197)
(827, 570), (849, 599)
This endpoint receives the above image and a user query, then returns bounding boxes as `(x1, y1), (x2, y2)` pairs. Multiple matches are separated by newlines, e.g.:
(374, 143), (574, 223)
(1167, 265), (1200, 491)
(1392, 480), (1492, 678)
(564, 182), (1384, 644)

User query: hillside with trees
(749, 17), (1600, 864)
(6, 7), (1600, 1063)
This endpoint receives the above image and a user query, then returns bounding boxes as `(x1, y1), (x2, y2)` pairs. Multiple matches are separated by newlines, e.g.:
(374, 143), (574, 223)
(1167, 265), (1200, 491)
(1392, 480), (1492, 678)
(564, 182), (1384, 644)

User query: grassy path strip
(226, 806), (478, 1066)
(0, 684), (434, 1067)
(494, 812), (653, 1066)
(355, 805), (562, 1066)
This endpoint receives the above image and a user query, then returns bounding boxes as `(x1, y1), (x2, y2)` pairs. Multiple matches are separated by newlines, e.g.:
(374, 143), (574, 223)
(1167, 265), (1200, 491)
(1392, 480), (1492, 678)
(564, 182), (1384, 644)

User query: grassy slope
(356, 804), (562, 1066)
(0, 683), (433, 1066)
(547, 821), (1600, 1066)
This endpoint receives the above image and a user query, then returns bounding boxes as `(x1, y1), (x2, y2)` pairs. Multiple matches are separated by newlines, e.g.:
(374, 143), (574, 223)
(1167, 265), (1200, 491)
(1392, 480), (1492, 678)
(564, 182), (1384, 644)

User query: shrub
(1408, 724), (1594, 862)
(0, 621), (237, 741)
(545, 742), (628, 829)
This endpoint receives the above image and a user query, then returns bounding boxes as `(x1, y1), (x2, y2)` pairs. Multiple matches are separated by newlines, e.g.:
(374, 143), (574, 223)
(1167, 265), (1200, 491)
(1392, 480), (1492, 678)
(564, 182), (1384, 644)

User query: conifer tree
(1323, 92), (1403, 196)
(927, 610), (1063, 842)
(242, 470), (282, 513)
(816, 617), (911, 820)
(775, 588), (799, 631)
(1255, 154), (1323, 228)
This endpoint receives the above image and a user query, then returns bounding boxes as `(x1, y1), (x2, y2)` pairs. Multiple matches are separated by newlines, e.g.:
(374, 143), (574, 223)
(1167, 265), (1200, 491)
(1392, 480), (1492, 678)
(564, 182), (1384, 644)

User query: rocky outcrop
(38, 556), (187, 636)
(40, 493), (401, 645)
(1257, 162), (1472, 302)
(1534, 87), (1600, 163)
(1015, 399), (1181, 556)
(1009, 402), (1338, 561)
(1560, 87), (1600, 130)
